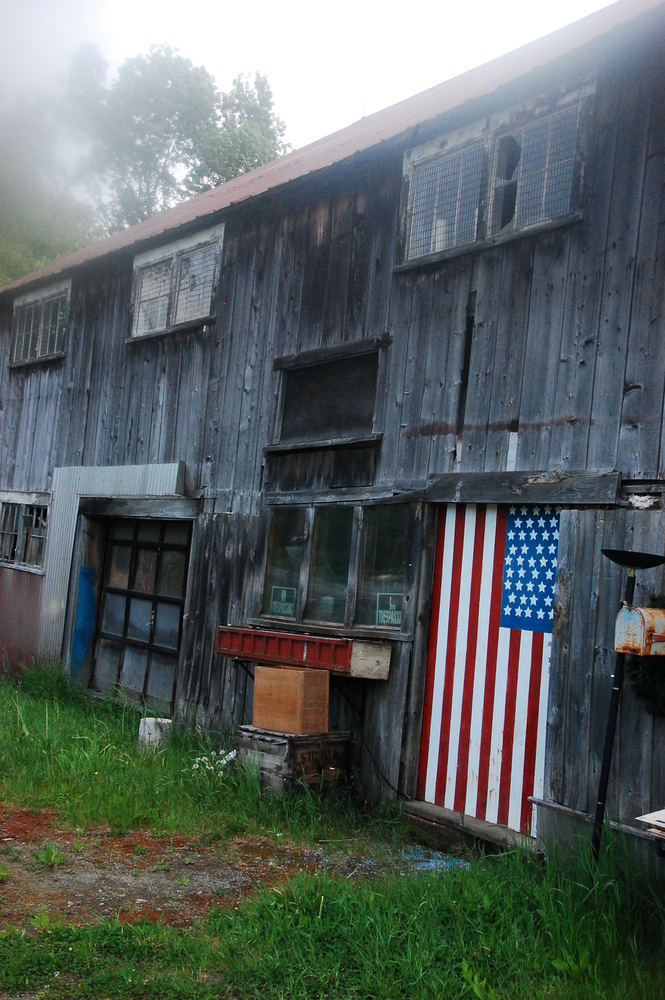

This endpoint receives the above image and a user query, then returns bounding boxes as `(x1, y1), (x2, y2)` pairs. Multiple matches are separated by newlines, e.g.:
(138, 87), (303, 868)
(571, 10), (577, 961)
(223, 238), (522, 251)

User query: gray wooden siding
(2, 45), (665, 808)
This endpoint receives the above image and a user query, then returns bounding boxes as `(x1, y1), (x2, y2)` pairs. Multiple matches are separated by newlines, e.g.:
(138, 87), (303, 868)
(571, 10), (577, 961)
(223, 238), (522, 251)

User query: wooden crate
(252, 664), (329, 734)
(236, 725), (352, 793)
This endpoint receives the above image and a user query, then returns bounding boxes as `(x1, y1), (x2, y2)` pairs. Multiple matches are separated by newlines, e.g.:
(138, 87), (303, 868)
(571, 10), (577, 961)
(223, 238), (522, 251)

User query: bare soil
(0, 803), (379, 931)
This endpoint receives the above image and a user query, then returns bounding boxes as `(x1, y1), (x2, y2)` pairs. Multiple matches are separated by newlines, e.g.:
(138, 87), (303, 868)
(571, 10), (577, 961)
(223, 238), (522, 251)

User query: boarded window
(131, 226), (224, 338)
(12, 282), (70, 364)
(280, 352), (379, 444)
(0, 502), (48, 569)
(404, 101), (582, 261)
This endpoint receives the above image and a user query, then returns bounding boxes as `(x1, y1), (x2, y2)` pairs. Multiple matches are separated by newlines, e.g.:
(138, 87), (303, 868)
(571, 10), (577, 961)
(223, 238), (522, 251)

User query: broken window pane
(173, 243), (218, 325)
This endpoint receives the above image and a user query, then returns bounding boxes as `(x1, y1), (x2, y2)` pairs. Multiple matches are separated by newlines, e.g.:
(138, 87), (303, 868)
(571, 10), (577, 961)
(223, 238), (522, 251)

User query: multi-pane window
(131, 225), (224, 338)
(261, 504), (414, 630)
(0, 502), (48, 569)
(403, 99), (584, 261)
(12, 281), (70, 364)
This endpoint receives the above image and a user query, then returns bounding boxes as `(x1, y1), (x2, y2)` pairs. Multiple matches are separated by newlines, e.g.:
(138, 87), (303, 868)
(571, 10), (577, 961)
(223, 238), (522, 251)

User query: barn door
(90, 519), (191, 713)
(417, 504), (560, 835)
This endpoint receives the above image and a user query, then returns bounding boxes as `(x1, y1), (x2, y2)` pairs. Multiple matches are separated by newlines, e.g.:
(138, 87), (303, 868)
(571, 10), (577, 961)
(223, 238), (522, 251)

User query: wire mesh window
(12, 290), (69, 364)
(0, 502), (48, 569)
(405, 103), (581, 261)
(132, 239), (221, 337)
(406, 140), (487, 259)
(490, 104), (580, 235)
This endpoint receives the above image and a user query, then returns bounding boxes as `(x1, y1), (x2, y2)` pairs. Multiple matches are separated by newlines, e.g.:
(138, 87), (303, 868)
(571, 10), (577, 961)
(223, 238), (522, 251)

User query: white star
(516, 581), (523, 591)
(537, 609), (545, 619)
(540, 557), (547, 567)
(527, 581), (534, 591)
(538, 517), (545, 528)
(516, 606), (523, 616)
(506, 567), (513, 578)
(505, 579), (512, 589)
(525, 608), (532, 618)
(531, 595), (537, 605)
(538, 582), (546, 592)
(549, 544), (556, 554)
(520, 506), (529, 514)
(519, 531), (526, 541)
(528, 557), (536, 568)
(510, 545), (517, 555)
(517, 556), (524, 565)
(504, 605), (511, 615)
(510, 506), (517, 514)
(545, 596), (553, 607)
(536, 543), (543, 554)
(526, 517), (534, 527)
(509, 593), (516, 603)
(515, 517), (523, 527)
(530, 530), (537, 540)
(507, 530), (515, 540)
(518, 568), (526, 578)
(553, 529), (560, 540)
(546, 569), (553, 580)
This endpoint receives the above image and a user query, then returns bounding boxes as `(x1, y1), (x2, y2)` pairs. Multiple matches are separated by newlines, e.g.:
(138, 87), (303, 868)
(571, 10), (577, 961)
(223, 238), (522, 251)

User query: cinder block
(138, 717), (172, 748)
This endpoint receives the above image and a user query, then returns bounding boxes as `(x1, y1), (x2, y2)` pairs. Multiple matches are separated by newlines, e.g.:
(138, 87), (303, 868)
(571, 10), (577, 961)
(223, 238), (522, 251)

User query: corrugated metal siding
(0, 567), (43, 664)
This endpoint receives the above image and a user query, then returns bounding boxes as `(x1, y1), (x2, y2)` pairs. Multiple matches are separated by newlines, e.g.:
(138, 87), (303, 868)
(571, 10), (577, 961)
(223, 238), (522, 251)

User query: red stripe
(434, 505), (467, 805)
(520, 630), (545, 834)
(416, 507), (447, 800)
(497, 629), (522, 827)
(453, 506), (486, 812)
(475, 506), (508, 820)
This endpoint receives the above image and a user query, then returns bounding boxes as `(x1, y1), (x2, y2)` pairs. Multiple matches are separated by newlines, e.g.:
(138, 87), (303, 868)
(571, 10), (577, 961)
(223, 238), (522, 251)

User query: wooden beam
(401, 799), (538, 851)
(424, 469), (620, 505)
(78, 497), (201, 519)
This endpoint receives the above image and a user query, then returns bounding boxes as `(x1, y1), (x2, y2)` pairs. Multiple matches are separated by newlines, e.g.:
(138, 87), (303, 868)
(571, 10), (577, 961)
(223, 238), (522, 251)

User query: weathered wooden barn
(2, 0), (665, 856)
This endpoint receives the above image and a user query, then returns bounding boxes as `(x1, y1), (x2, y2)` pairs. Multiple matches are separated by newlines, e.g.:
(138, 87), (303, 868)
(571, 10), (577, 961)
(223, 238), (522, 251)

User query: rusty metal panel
(614, 606), (665, 654)
(216, 625), (352, 673)
(0, 568), (44, 664)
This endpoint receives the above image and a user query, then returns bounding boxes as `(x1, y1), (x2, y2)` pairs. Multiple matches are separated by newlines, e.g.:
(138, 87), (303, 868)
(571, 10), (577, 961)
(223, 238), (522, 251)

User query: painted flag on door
(417, 504), (560, 835)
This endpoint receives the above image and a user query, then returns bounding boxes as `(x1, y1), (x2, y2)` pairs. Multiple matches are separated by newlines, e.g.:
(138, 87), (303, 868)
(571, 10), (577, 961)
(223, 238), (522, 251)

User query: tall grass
(0, 662), (404, 843)
(0, 664), (663, 998)
(0, 849), (663, 998)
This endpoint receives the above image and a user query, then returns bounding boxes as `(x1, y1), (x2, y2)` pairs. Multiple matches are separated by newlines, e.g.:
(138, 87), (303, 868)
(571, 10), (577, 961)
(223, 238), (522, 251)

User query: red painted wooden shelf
(215, 625), (352, 673)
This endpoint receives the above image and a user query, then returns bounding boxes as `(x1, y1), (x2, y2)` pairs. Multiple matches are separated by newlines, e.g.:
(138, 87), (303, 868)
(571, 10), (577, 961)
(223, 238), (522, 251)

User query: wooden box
(252, 665), (329, 734)
(236, 726), (351, 793)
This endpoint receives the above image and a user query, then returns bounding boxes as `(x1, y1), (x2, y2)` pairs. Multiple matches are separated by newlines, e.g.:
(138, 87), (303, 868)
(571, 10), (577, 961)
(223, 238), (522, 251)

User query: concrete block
(138, 717), (172, 748)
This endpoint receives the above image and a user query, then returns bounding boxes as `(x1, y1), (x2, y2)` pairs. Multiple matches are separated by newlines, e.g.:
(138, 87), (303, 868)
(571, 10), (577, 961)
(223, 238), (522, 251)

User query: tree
(190, 73), (288, 191)
(0, 99), (97, 287)
(67, 46), (288, 233)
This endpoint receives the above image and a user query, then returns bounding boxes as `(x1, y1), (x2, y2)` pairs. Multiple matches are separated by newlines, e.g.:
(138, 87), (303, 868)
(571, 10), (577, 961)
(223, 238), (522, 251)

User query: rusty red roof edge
(2, 0), (663, 296)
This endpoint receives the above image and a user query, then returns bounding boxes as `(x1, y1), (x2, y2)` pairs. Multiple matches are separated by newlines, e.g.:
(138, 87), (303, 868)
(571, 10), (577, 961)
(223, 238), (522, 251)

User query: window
(260, 504), (415, 631)
(12, 280), (70, 364)
(403, 95), (587, 262)
(277, 350), (379, 445)
(0, 502), (48, 570)
(131, 224), (224, 338)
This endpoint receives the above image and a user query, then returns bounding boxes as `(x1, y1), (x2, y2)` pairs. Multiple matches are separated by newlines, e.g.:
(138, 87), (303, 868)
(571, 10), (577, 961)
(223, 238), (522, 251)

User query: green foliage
(33, 843), (66, 870)
(0, 100), (98, 286)
(66, 46), (287, 232)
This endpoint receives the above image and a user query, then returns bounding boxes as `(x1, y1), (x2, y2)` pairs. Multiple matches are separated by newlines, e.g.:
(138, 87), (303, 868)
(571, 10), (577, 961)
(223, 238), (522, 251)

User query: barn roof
(2, 0), (664, 295)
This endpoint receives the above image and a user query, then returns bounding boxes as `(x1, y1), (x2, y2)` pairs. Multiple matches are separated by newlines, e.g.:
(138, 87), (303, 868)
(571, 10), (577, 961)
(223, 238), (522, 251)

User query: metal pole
(591, 569), (637, 865)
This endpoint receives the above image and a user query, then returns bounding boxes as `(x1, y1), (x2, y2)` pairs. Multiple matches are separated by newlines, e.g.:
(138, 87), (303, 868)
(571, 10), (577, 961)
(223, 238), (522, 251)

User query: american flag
(417, 504), (560, 835)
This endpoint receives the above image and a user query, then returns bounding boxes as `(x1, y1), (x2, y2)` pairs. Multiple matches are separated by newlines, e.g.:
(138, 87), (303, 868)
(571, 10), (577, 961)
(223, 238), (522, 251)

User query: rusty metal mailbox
(614, 607), (665, 655)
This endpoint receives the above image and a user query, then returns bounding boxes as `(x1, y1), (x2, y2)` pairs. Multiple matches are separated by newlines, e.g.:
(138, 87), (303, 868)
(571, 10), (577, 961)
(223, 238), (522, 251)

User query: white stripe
(531, 632), (552, 838)
(484, 625), (511, 825)
(464, 506), (497, 816)
(507, 630), (534, 832)
(444, 506), (477, 810)
(424, 505), (457, 801)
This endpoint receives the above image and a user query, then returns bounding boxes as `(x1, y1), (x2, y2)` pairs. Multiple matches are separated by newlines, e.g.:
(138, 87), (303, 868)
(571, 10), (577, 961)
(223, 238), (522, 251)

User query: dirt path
(0, 803), (377, 930)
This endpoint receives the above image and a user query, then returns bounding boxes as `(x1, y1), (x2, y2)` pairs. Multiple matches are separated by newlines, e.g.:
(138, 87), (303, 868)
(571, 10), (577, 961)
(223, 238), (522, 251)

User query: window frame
(252, 501), (421, 640)
(0, 495), (50, 573)
(10, 280), (71, 367)
(129, 224), (225, 341)
(399, 79), (595, 268)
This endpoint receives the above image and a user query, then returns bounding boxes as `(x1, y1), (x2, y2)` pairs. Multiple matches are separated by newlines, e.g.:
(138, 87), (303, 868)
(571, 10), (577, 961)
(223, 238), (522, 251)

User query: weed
(174, 876), (189, 885)
(134, 843), (148, 856)
(0, 862), (6, 882)
(28, 905), (58, 932)
(33, 843), (65, 869)
(149, 860), (170, 872)
(0, 844), (20, 861)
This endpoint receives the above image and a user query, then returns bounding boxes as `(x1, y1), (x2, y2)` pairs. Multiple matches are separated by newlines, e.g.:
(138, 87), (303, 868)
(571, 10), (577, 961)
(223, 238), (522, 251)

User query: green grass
(0, 662), (403, 844)
(1, 663), (664, 999)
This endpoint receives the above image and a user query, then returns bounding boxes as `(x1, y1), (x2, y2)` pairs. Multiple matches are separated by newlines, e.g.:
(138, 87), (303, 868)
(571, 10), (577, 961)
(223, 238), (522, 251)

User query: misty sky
(1, 0), (617, 150)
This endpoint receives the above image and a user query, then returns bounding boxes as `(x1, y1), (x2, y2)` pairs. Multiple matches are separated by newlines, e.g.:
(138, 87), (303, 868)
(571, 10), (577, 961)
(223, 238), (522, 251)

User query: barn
(2, 0), (665, 860)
